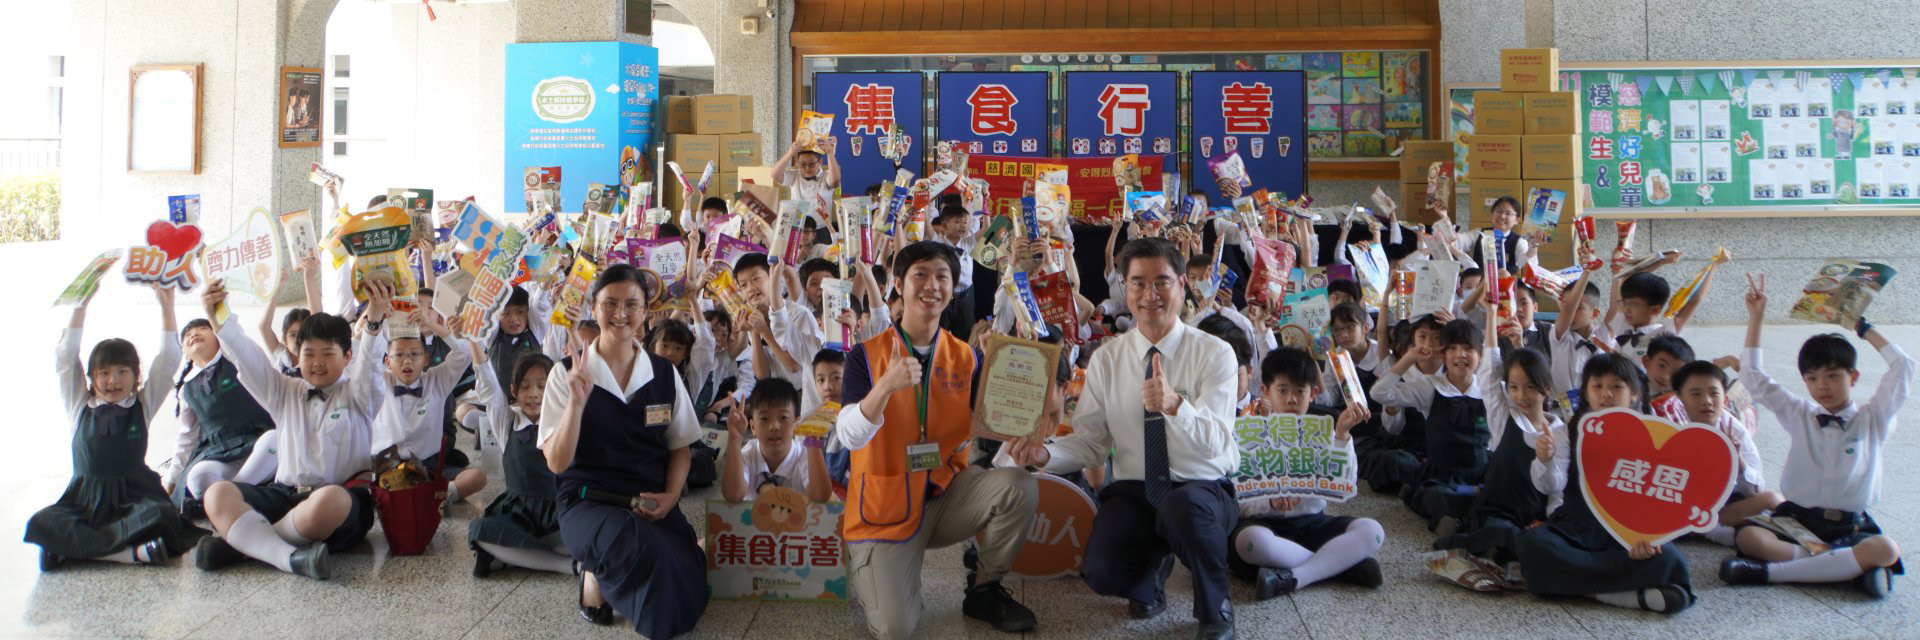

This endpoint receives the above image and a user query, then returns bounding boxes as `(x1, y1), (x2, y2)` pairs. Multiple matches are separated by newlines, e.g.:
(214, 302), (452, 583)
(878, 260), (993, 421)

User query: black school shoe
(962, 580), (1037, 632)
(1196, 621), (1236, 640)
(136, 538), (171, 566)
(578, 570), (614, 625)
(1253, 567), (1297, 600)
(1719, 556), (1769, 585)
(1858, 566), (1895, 598)
(38, 549), (62, 572)
(1332, 558), (1384, 588)
(1129, 555), (1177, 619)
(193, 536), (248, 571)
(180, 498), (207, 521)
(289, 543), (332, 580)
(473, 546), (496, 578)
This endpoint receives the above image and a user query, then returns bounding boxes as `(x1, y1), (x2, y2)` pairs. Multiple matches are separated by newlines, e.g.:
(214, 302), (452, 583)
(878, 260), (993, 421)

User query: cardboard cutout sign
(977, 473), (1096, 579)
(704, 496), (848, 601)
(125, 220), (204, 291)
(202, 207), (285, 323)
(1576, 408), (1738, 549)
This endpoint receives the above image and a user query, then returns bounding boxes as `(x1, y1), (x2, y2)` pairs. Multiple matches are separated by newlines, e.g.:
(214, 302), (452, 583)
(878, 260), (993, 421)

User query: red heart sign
(1577, 408), (1738, 548)
(146, 220), (203, 262)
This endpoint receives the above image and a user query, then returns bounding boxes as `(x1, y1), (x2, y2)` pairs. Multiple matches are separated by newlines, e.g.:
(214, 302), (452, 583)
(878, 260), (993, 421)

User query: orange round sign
(979, 472), (1097, 579)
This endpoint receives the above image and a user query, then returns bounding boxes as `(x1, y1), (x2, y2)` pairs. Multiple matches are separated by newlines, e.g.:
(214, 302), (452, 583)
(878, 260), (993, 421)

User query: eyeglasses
(1126, 278), (1177, 293)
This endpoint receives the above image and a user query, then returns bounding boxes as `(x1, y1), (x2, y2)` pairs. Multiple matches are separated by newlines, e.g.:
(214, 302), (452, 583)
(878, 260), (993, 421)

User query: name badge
(645, 404), (671, 426)
(906, 441), (940, 472)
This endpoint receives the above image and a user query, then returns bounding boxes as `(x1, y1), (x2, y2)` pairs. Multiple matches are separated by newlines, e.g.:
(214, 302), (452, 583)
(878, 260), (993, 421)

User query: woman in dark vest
(1457, 196), (1530, 274)
(166, 319), (278, 517)
(538, 264), (707, 637)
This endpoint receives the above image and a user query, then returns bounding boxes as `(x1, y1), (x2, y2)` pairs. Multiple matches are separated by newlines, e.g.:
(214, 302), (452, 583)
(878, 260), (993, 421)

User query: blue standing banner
(1063, 71), (1178, 162)
(1190, 71), (1309, 204)
(813, 72), (925, 196)
(503, 42), (658, 214)
(937, 72), (1049, 158)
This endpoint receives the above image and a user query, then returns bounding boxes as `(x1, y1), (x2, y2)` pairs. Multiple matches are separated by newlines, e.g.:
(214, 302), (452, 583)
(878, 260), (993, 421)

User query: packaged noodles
(1328, 347), (1369, 409)
(549, 257), (598, 327)
(796, 111), (835, 152)
(1207, 152), (1252, 191)
(838, 197), (874, 264)
(1661, 247), (1731, 319)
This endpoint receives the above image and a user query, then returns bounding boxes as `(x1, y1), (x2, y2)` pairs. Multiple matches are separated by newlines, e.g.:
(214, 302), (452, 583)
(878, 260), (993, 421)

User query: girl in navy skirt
(27, 285), (204, 569)
(1515, 353), (1694, 613)
(466, 342), (570, 577)
(538, 264), (708, 637)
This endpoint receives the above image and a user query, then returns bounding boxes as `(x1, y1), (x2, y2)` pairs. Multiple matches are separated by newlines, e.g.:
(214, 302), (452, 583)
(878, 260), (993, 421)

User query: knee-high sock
(185, 460), (240, 499)
(1769, 547), (1866, 583)
(234, 431), (279, 485)
(1292, 519), (1385, 588)
(1233, 526), (1313, 569)
(1701, 525), (1738, 547)
(271, 514), (315, 545)
(226, 512), (295, 572)
(477, 542), (575, 574)
(1594, 588), (1676, 612)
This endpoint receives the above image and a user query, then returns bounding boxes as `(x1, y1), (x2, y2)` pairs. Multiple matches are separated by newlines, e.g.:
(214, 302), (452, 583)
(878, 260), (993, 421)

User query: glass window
(333, 54), (350, 78)
(332, 87), (349, 136)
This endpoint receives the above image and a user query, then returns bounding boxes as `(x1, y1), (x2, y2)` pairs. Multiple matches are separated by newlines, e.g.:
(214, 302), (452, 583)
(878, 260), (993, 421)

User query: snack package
(1111, 154), (1143, 192)
(820, 277), (855, 351)
(1207, 152), (1252, 191)
(1522, 187), (1567, 246)
(794, 402), (839, 439)
(714, 235), (767, 269)
(1125, 191), (1169, 226)
(796, 111), (835, 152)
(1328, 347), (1369, 409)
(1007, 271), (1048, 337)
(1246, 236), (1298, 308)
(1029, 271), (1079, 343)
(704, 268), (756, 323)
(1789, 260), (1897, 327)
(1034, 180), (1072, 225)
(523, 167), (561, 214)
(1611, 220), (1638, 266)
(1661, 247), (1732, 319)
(1573, 215), (1602, 270)
(1425, 162), (1454, 209)
(1387, 269), (1415, 320)
(549, 257), (598, 328)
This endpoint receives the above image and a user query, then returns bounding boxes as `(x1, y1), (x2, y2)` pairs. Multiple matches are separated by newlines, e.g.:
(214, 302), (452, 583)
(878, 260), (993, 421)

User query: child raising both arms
(1720, 274), (1911, 596)
(369, 307), (484, 514)
(28, 284), (204, 569)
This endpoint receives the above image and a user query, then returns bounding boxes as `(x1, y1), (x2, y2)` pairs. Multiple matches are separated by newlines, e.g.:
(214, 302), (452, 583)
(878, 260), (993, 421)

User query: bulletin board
(1569, 61), (1920, 217)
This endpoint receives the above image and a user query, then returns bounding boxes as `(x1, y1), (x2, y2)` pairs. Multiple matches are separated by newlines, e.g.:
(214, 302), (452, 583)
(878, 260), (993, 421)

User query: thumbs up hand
(878, 339), (924, 396)
(1141, 352), (1181, 414)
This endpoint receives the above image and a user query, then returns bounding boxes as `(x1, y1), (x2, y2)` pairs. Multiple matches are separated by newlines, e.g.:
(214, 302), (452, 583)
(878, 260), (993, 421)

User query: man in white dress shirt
(1007, 237), (1242, 640)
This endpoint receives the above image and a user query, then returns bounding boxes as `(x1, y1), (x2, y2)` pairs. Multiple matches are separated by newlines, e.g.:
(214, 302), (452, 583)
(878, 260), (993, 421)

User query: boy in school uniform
(1669, 360), (1781, 546)
(1721, 275), (1912, 596)
(368, 310), (485, 513)
(1230, 347), (1383, 598)
(1549, 270), (1608, 412)
(733, 253), (823, 391)
(720, 378), (831, 504)
(1643, 335), (1696, 423)
(1605, 253), (1712, 370)
(191, 279), (394, 579)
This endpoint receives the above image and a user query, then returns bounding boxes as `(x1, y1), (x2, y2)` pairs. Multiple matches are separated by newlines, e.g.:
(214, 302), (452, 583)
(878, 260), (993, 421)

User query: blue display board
(1190, 71), (1310, 203)
(503, 42), (658, 214)
(937, 72), (1049, 158)
(1063, 71), (1178, 162)
(813, 72), (925, 195)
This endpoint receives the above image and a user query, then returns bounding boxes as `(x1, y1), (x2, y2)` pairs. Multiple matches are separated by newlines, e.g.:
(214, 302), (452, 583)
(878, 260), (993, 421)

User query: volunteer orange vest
(844, 328), (976, 543)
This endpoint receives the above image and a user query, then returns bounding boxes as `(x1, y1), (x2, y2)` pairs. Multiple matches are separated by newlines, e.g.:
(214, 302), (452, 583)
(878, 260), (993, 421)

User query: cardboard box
(667, 134), (721, 173)
(1399, 182), (1444, 225)
(1521, 135), (1581, 179)
(1467, 178), (1524, 223)
(1466, 135), (1523, 180)
(1500, 48), (1560, 92)
(1523, 92), (1581, 135)
(1472, 92), (1527, 136)
(665, 96), (696, 134)
(1399, 140), (1455, 184)
(736, 165), (777, 190)
(694, 94), (754, 134)
(718, 133), (762, 172)
(663, 172), (739, 212)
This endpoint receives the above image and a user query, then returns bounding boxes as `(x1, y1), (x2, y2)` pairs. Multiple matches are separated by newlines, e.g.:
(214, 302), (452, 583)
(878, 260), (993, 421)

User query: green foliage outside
(0, 172), (60, 243)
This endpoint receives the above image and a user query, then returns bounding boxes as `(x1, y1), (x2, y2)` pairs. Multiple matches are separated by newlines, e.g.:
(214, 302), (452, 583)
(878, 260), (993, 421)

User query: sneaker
(1718, 556), (1769, 585)
(961, 580), (1036, 632)
(1332, 558), (1384, 588)
(1253, 567), (1297, 600)
(289, 543), (332, 580)
(193, 536), (247, 571)
(473, 546), (496, 578)
(136, 538), (170, 566)
(1857, 566), (1895, 598)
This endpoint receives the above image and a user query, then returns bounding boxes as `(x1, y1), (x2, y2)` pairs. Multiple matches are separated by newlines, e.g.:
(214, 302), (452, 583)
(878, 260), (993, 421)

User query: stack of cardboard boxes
(1398, 140), (1454, 225)
(664, 94), (760, 211)
(1464, 48), (1584, 266)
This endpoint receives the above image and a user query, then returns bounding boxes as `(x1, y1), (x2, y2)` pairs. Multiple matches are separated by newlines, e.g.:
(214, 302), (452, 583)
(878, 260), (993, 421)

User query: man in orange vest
(1006, 238), (1243, 640)
(834, 241), (1040, 639)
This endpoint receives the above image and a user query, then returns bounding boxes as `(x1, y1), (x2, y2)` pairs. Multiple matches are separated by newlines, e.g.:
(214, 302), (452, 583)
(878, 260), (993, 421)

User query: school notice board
(1569, 62), (1920, 215)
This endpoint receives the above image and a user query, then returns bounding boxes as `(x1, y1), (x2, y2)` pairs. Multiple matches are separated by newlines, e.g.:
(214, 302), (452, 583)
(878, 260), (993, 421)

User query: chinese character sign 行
(705, 492), (848, 602)
(1231, 413), (1357, 502)
(1191, 71), (1309, 204)
(815, 72), (924, 201)
(1576, 407), (1738, 549)
(1065, 71), (1177, 160)
(938, 72), (1048, 158)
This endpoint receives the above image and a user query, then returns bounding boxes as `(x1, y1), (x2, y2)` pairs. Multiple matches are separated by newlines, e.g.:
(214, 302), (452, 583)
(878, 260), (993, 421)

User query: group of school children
(24, 139), (1912, 639)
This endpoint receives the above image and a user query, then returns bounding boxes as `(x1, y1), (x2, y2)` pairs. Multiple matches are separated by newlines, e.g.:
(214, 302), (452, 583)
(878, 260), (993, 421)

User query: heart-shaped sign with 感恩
(1577, 408), (1738, 549)
(146, 220), (203, 262)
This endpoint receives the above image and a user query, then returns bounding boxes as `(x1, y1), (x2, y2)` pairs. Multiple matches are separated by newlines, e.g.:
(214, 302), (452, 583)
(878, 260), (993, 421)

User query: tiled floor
(2, 240), (1914, 639)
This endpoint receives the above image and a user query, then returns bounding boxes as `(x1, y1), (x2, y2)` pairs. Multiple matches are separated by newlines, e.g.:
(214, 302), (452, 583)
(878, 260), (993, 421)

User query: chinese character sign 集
(815, 72), (924, 204)
(938, 72), (1049, 158)
(1191, 71), (1309, 204)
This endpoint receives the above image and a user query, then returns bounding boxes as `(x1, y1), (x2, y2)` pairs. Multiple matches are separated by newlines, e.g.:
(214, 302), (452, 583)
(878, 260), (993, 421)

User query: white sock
(226, 512), (295, 572)
(1769, 547), (1865, 583)
(478, 542), (576, 574)
(271, 515), (316, 545)
(1291, 519), (1385, 588)
(1594, 588), (1673, 612)
(1234, 525), (1313, 568)
(233, 431), (279, 485)
(185, 460), (240, 499)
(91, 548), (137, 564)
(1701, 525), (1738, 547)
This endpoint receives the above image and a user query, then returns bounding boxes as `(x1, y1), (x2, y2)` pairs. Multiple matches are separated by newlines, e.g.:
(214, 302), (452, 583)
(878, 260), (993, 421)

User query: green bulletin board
(1571, 63), (1920, 214)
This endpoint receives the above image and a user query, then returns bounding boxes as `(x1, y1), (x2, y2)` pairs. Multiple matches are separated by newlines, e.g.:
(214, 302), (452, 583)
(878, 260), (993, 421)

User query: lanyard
(894, 324), (936, 442)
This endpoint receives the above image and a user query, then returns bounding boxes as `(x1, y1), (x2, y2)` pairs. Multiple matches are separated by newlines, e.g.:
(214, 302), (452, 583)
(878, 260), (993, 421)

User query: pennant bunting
(1655, 76), (1674, 95)
(1637, 76), (1655, 96)
(1720, 70), (1736, 92)
(1850, 72), (1865, 92)
(1699, 73), (1719, 95)
(1678, 75), (1696, 95)
(1741, 69), (1759, 86)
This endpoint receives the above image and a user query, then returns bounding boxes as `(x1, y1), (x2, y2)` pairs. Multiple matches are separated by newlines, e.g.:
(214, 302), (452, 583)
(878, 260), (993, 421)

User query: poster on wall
(503, 42), (658, 214)
(964, 154), (1164, 223)
(1189, 71), (1309, 203)
(937, 72), (1049, 158)
(278, 67), (323, 148)
(813, 72), (925, 199)
(1063, 71), (1177, 162)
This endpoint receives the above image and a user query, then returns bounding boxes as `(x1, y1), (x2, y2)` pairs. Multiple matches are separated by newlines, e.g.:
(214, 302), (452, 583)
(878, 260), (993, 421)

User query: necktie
(1143, 346), (1172, 507)
(392, 386), (422, 398)
(306, 388), (328, 402)
(1817, 413), (1847, 429)
(695, 372), (717, 414)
